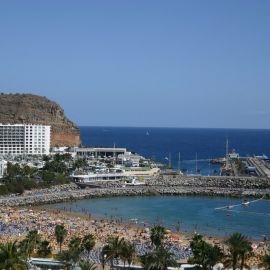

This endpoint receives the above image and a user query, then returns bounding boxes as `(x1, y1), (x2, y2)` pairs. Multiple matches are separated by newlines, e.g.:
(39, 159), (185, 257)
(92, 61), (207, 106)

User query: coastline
(0, 181), (269, 208)
(1, 202), (268, 267)
(1, 177), (269, 267)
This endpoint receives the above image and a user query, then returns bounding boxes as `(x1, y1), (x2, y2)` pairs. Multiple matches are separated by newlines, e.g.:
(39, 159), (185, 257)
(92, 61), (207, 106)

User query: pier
(219, 155), (270, 178)
(247, 157), (270, 178)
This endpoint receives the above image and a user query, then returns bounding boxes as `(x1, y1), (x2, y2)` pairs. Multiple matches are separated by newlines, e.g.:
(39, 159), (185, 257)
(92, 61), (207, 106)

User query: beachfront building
(73, 147), (128, 158)
(0, 124), (51, 156)
(0, 159), (7, 178)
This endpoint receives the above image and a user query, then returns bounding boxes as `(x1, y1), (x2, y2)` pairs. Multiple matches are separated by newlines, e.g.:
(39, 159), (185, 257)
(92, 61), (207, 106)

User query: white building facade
(0, 124), (51, 156)
(0, 160), (7, 178)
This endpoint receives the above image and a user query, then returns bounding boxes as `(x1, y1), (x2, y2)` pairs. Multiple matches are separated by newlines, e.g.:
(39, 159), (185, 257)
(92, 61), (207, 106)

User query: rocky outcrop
(0, 93), (80, 146)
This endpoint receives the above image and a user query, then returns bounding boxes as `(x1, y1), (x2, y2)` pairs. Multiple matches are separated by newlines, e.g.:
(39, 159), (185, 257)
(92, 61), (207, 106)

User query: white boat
(242, 201), (250, 206)
(125, 178), (145, 186)
(71, 171), (128, 187)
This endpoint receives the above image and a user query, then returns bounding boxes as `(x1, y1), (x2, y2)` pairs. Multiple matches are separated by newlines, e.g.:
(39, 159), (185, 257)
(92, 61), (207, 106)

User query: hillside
(0, 93), (80, 147)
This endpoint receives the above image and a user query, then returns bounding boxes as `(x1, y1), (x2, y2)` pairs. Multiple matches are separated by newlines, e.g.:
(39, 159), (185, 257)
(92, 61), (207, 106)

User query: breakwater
(0, 175), (269, 207)
(150, 175), (270, 189)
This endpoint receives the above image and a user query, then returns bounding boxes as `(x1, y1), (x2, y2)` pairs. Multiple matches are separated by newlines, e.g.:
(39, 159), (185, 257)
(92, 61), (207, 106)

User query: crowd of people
(0, 206), (194, 261)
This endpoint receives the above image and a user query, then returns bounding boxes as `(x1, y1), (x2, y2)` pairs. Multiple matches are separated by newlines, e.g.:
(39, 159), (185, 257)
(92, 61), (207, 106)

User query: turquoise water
(50, 196), (270, 240)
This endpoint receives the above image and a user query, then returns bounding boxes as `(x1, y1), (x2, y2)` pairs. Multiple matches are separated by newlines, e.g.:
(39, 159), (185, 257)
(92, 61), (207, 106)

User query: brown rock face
(0, 93), (80, 147)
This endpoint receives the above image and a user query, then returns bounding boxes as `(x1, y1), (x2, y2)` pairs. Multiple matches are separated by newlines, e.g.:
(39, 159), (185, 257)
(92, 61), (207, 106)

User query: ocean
(80, 126), (270, 175)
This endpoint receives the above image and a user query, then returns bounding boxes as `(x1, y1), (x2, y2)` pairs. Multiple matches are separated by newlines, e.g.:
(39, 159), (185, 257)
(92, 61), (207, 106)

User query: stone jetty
(0, 175), (269, 207)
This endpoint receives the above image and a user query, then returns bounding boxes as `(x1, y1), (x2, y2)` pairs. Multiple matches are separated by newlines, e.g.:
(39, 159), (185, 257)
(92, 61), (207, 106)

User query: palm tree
(102, 236), (125, 268)
(57, 250), (73, 269)
(69, 236), (82, 249)
(26, 230), (41, 256)
(68, 236), (83, 265)
(18, 230), (41, 258)
(239, 240), (253, 270)
(18, 239), (30, 258)
(57, 237), (83, 269)
(82, 234), (95, 259)
(224, 232), (252, 270)
(189, 234), (223, 270)
(261, 253), (270, 270)
(79, 260), (97, 270)
(120, 241), (135, 269)
(150, 225), (167, 247)
(0, 241), (28, 270)
(37, 240), (52, 258)
(55, 224), (67, 252)
(141, 246), (177, 270)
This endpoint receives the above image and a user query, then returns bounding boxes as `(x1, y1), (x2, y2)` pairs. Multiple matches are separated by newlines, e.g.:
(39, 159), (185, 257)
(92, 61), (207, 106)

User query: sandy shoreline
(0, 202), (269, 267)
(0, 180), (269, 267)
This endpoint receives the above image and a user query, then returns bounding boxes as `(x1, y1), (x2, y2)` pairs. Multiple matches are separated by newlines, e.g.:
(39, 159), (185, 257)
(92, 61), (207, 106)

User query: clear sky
(0, 1), (270, 129)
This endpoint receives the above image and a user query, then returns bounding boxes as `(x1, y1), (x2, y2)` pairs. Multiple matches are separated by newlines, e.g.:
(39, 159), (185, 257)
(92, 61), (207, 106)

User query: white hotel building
(0, 124), (51, 156)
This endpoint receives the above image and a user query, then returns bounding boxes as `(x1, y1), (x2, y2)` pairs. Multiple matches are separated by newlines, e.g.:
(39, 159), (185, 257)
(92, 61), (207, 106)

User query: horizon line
(77, 125), (270, 130)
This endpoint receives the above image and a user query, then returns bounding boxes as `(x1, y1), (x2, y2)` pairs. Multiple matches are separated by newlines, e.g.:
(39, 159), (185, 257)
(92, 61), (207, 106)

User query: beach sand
(0, 205), (269, 267)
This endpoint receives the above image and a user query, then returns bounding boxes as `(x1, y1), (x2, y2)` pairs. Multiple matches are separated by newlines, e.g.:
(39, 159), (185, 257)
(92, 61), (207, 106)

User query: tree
(69, 236), (82, 250)
(18, 230), (41, 258)
(224, 232), (252, 270)
(150, 225), (167, 247)
(102, 236), (125, 267)
(37, 240), (52, 258)
(68, 236), (83, 265)
(82, 234), (95, 259)
(261, 253), (270, 270)
(239, 240), (253, 270)
(0, 241), (28, 270)
(57, 236), (83, 268)
(188, 234), (223, 270)
(120, 241), (135, 269)
(55, 224), (67, 252)
(79, 261), (97, 270)
(25, 230), (41, 255)
(141, 246), (177, 270)
(74, 158), (88, 170)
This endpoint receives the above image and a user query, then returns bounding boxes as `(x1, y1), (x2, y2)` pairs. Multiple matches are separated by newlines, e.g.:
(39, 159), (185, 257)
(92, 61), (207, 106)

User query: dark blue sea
(80, 126), (270, 175)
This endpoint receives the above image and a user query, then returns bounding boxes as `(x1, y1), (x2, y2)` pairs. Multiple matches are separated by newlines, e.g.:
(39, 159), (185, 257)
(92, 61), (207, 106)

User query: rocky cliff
(0, 93), (80, 147)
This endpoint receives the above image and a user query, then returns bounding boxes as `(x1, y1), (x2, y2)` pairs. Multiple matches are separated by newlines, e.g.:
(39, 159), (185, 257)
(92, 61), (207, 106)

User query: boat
(71, 171), (129, 187)
(188, 153), (201, 176)
(177, 152), (184, 175)
(242, 201), (250, 206)
(125, 178), (145, 186)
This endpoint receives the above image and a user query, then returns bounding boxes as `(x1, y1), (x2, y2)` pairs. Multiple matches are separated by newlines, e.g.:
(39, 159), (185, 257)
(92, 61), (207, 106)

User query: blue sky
(0, 1), (270, 128)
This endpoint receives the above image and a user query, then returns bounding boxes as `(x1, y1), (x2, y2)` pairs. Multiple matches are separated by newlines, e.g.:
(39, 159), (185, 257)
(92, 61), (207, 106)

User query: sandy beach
(0, 204), (269, 267)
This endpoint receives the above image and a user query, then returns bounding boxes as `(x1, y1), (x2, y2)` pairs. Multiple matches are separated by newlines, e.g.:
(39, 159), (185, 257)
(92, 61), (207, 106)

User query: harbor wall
(150, 175), (270, 189)
(0, 174), (269, 207)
